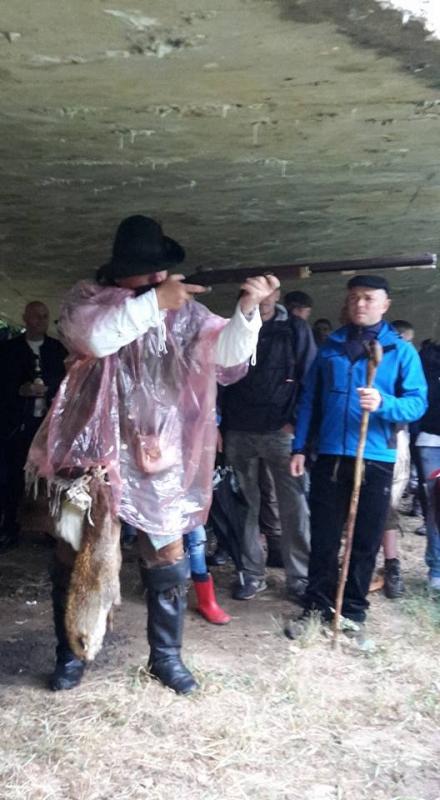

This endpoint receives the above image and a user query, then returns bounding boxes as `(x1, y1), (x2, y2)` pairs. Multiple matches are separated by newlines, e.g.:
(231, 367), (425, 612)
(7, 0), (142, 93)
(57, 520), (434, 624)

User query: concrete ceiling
(1, 0), (440, 335)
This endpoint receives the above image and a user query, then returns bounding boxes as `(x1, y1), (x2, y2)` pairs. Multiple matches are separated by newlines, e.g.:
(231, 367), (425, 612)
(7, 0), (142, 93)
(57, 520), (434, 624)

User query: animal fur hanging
(65, 476), (122, 661)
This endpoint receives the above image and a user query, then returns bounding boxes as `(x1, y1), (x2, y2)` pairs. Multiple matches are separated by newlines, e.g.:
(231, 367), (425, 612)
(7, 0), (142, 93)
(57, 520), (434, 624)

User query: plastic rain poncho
(26, 281), (255, 538)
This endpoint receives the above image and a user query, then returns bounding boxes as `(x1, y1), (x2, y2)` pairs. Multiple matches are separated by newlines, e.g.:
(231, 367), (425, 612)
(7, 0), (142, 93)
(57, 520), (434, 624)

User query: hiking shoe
(339, 619), (376, 651)
(232, 577), (267, 600)
(414, 523), (427, 536)
(384, 558), (405, 599)
(428, 576), (440, 592)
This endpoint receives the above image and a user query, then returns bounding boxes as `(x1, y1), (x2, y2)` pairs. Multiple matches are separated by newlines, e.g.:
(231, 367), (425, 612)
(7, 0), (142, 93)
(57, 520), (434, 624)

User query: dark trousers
(410, 440), (428, 520)
(258, 459), (281, 539)
(306, 455), (394, 623)
(225, 430), (310, 587)
(1, 418), (42, 531)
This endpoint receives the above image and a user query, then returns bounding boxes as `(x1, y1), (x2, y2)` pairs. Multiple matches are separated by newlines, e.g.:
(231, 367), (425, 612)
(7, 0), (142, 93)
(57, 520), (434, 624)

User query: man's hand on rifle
(155, 274), (209, 310)
(238, 275), (280, 316)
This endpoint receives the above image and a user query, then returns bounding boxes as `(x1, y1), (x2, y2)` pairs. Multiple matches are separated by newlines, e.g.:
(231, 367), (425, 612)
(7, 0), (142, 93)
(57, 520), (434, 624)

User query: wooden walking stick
(332, 340), (383, 648)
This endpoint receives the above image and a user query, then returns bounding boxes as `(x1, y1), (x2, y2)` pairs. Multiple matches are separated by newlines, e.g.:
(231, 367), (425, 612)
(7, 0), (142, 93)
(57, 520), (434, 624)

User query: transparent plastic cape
(26, 281), (248, 537)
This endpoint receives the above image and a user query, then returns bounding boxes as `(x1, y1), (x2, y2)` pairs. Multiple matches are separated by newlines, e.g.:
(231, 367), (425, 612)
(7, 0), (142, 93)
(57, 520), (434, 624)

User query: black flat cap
(346, 275), (390, 295)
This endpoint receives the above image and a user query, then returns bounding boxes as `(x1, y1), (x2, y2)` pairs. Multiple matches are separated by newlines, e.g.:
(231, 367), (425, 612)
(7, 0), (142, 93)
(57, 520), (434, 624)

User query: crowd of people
(0, 214), (438, 695)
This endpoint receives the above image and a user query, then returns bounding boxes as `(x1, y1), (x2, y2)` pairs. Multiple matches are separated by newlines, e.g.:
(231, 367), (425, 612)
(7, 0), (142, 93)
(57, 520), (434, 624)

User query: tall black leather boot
(50, 560), (86, 691)
(140, 557), (199, 695)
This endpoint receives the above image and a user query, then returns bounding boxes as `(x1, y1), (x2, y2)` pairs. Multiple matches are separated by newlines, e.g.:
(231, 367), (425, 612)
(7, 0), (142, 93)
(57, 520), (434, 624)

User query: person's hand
(357, 387), (382, 412)
(290, 453), (305, 477)
(155, 274), (209, 310)
(19, 381), (48, 398)
(239, 275), (280, 315)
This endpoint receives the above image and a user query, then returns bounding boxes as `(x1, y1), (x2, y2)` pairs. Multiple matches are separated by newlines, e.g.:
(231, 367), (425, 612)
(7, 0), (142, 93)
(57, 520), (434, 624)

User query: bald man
(0, 302), (67, 550)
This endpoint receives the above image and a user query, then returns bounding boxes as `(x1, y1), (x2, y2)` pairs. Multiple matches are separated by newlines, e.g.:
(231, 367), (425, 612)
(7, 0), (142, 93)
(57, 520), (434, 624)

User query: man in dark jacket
(221, 287), (317, 600)
(0, 302), (67, 549)
(284, 290), (313, 321)
(288, 275), (427, 637)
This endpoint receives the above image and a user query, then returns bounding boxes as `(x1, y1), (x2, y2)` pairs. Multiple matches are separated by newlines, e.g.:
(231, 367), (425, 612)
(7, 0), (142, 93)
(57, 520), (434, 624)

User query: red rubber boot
(193, 574), (231, 624)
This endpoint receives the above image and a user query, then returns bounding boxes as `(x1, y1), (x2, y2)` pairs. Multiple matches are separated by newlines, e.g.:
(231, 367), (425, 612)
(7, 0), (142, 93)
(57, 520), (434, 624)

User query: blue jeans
(183, 525), (207, 577)
(418, 447), (440, 578)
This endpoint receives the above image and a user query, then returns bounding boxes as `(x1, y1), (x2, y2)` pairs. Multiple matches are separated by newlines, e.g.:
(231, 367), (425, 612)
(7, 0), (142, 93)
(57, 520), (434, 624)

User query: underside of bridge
(1, 0), (439, 335)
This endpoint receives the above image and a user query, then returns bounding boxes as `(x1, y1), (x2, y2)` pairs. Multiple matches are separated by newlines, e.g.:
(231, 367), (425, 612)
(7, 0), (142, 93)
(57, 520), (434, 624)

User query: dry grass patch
(1, 525), (440, 800)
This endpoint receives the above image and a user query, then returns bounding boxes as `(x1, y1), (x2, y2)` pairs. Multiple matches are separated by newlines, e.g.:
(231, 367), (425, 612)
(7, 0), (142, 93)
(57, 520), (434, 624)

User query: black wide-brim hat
(100, 214), (185, 280)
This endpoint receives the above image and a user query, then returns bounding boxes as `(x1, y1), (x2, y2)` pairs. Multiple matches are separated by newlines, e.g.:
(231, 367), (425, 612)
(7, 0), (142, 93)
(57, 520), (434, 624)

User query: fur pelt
(65, 477), (122, 661)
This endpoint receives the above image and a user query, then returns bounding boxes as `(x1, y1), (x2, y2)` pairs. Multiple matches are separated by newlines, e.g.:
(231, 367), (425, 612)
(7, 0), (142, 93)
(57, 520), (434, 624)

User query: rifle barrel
(184, 252), (436, 286)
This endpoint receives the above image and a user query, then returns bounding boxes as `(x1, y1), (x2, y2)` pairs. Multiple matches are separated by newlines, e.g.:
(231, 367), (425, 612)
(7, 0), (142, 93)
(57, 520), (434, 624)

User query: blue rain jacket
(293, 322), (427, 463)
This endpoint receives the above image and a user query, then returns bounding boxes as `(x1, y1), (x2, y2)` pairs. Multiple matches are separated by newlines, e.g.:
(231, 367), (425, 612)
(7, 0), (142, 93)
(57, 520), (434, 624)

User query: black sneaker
(206, 548), (229, 567)
(232, 577), (267, 600)
(384, 558), (405, 599)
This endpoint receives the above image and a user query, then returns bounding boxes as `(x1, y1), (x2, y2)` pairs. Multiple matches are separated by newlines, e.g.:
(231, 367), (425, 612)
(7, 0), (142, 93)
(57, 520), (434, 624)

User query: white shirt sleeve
(86, 289), (163, 357)
(215, 305), (262, 368)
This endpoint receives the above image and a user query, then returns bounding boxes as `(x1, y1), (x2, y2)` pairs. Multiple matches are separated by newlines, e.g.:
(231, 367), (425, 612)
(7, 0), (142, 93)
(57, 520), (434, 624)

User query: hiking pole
(331, 340), (383, 648)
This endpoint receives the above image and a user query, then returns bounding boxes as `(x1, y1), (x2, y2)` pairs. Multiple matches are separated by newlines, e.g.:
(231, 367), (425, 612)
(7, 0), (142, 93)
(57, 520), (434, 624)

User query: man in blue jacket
(288, 275), (427, 634)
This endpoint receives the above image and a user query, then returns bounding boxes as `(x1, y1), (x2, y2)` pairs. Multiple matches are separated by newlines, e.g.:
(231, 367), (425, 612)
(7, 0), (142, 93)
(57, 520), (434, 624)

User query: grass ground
(0, 509), (439, 800)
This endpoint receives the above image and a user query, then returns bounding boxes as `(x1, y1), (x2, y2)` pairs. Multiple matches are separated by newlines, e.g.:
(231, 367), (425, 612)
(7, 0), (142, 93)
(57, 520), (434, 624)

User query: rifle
(184, 252), (436, 286)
